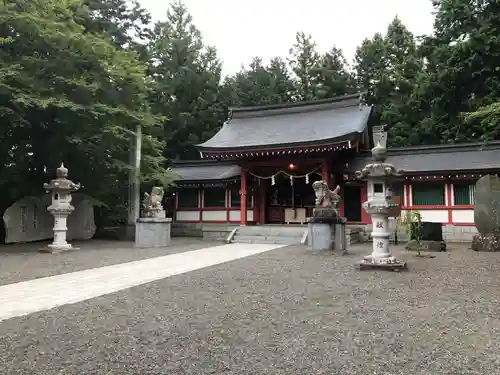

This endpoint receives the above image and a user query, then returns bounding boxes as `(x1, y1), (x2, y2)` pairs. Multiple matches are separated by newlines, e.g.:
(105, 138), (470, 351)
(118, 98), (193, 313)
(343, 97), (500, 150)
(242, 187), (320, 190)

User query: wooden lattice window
(412, 184), (445, 206)
(203, 187), (226, 208)
(453, 183), (475, 205)
(177, 189), (199, 208)
(230, 186), (252, 208)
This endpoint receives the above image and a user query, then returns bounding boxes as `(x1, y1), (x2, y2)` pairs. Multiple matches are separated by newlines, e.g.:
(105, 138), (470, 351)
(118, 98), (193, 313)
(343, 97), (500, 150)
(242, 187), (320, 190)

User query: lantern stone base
(359, 256), (407, 271)
(135, 217), (172, 248)
(471, 233), (500, 252)
(39, 243), (79, 254)
(307, 216), (347, 253)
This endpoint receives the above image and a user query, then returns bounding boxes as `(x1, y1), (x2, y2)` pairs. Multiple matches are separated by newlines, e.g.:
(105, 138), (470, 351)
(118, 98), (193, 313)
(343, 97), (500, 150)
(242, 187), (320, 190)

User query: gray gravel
(1, 243), (500, 374)
(0, 238), (221, 286)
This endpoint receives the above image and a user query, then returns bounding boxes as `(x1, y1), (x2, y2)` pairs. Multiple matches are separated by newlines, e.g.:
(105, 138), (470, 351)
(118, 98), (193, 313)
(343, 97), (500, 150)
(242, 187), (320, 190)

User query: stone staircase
(228, 225), (307, 245)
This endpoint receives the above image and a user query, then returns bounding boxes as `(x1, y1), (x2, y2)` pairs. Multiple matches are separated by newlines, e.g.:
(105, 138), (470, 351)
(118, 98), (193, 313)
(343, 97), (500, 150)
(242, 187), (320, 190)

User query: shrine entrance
(343, 184), (363, 222)
(251, 165), (323, 225)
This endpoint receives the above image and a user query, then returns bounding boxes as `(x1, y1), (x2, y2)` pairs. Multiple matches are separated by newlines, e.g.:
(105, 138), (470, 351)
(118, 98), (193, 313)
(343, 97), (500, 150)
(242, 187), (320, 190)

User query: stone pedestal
(359, 210), (407, 271)
(40, 208), (79, 253)
(308, 216), (347, 252)
(334, 221), (346, 252)
(135, 217), (172, 248)
(471, 233), (500, 252)
(366, 213), (392, 262)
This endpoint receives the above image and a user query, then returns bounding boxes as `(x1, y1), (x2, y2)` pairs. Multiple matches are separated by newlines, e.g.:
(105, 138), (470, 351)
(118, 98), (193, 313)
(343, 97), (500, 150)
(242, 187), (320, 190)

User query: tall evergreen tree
(148, 1), (224, 160)
(288, 32), (320, 101)
(354, 18), (423, 146)
(223, 57), (295, 107)
(382, 17), (424, 146)
(311, 47), (356, 99)
(417, 0), (500, 143)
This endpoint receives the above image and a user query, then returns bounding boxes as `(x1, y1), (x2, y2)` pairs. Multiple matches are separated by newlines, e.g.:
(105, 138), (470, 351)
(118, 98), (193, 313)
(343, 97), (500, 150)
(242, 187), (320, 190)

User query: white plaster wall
(418, 210), (448, 223)
(228, 210), (253, 222)
(229, 210), (240, 222)
(451, 209), (474, 223)
(176, 211), (200, 221)
(201, 210), (226, 221)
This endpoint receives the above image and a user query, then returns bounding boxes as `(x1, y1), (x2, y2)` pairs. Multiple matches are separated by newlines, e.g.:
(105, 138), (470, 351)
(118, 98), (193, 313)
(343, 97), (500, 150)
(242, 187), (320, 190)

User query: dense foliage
(1, 0), (499, 224)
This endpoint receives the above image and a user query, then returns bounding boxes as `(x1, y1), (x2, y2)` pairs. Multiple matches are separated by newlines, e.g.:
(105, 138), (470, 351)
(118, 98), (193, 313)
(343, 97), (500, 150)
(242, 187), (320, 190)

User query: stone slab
(334, 223), (346, 251)
(135, 218), (172, 248)
(474, 174), (500, 234)
(358, 262), (408, 272)
(3, 193), (96, 244)
(39, 245), (80, 254)
(308, 222), (333, 250)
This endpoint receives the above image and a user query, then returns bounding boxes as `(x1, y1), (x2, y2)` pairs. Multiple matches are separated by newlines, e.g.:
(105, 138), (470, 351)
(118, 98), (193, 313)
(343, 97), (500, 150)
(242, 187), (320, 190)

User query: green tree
(223, 56), (295, 107)
(382, 17), (424, 146)
(148, 0), (224, 160)
(288, 32), (320, 101)
(416, 0), (500, 143)
(354, 18), (423, 146)
(0, 0), (171, 220)
(354, 32), (391, 117)
(82, 0), (153, 53)
(311, 46), (356, 99)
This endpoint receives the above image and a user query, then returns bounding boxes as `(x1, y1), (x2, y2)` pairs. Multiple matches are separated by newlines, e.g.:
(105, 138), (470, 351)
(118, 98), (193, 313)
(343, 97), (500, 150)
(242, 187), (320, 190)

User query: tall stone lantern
(355, 141), (406, 271)
(40, 163), (81, 253)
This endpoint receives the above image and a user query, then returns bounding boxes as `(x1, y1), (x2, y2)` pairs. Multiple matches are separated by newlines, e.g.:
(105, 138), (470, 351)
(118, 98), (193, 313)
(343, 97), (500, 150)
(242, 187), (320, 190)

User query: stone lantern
(40, 163), (81, 253)
(355, 141), (406, 270)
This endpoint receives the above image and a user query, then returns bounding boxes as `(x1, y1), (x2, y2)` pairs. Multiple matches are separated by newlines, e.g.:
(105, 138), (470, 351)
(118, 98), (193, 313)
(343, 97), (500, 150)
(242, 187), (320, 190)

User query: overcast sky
(138, 0), (435, 75)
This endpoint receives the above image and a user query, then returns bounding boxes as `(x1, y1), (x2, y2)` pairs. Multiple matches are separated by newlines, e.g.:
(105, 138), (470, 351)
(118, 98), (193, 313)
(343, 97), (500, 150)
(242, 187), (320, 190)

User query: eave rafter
(200, 140), (357, 160)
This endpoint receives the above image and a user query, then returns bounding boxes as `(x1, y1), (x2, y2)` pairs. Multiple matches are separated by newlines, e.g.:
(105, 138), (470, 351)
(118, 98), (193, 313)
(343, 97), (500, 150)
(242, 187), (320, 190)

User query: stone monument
(471, 174), (500, 251)
(355, 141), (407, 271)
(3, 193), (96, 244)
(307, 181), (347, 252)
(135, 186), (172, 248)
(39, 163), (81, 253)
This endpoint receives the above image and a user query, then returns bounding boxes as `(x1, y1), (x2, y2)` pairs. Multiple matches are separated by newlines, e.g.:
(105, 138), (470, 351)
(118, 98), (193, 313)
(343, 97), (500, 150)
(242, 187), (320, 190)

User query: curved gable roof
(197, 94), (372, 153)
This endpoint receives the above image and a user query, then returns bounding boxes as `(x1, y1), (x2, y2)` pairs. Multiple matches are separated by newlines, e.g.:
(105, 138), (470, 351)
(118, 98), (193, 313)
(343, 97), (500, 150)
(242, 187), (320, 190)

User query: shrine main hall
(169, 93), (500, 242)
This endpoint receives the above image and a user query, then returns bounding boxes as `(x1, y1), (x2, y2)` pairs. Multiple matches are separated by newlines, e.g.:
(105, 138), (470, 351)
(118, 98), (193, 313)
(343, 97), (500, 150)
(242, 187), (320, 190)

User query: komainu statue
(141, 186), (165, 217)
(312, 181), (341, 208)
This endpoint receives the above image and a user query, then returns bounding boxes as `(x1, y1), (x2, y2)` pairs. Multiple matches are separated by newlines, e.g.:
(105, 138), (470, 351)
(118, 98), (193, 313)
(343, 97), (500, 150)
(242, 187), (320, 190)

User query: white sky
(138, 0), (435, 75)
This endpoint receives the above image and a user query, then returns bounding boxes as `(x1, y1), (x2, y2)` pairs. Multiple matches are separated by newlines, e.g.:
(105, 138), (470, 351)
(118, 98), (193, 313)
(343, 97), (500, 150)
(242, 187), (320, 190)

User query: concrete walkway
(0, 243), (285, 322)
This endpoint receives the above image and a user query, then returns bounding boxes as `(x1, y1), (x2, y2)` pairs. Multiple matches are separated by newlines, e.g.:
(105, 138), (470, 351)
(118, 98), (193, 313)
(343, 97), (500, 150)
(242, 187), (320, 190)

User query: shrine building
(169, 93), (500, 242)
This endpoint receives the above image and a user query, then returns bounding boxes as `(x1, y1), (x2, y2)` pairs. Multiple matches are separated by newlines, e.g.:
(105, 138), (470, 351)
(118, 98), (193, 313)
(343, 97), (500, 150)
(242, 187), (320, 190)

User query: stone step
(231, 239), (284, 245)
(236, 227), (306, 237)
(232, 234), (302, 245)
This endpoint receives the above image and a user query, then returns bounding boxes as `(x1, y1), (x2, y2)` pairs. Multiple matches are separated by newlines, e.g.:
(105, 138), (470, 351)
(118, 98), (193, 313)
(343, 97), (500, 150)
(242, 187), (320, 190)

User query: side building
(169, 93), (500, 242)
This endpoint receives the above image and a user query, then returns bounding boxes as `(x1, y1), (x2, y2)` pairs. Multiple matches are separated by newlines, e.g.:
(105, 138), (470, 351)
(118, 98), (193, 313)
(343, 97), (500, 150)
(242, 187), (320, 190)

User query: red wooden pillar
(322, 160), (329, 183)
(240, 170), (247, 225)
(259, 181), (267, 224)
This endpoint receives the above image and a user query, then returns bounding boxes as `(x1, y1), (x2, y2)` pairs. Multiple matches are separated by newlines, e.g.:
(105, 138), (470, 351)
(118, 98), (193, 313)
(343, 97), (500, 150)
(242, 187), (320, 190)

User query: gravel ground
(1, 243), (500, 375)
(0, 238), (221, 286)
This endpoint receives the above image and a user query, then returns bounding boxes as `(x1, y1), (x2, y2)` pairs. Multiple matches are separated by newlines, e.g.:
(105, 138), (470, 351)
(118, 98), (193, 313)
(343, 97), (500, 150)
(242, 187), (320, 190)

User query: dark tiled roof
(348, 144), (500, 174)
(172, 163), (241, 181)
(197, 93), (371, 151)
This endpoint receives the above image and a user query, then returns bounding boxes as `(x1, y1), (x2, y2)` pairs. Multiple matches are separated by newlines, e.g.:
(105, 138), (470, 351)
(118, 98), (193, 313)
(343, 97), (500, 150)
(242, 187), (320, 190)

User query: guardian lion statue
(312, 180), (341, 209)
(141, 186), (165, 217)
